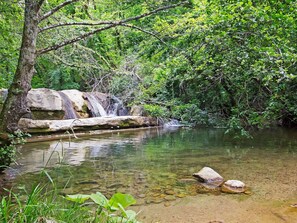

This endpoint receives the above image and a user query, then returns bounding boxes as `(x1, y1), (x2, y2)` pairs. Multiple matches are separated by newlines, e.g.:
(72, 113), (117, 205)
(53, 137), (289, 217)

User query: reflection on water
(2, 127), (297, 206)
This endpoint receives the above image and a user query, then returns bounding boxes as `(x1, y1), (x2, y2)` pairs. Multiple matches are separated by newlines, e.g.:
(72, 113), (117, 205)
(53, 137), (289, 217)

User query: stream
(1, 127), (297, 222)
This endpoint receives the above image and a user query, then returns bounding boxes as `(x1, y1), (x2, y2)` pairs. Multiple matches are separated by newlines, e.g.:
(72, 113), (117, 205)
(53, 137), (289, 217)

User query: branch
(39, 1), (188, 32)
(119, 23), (168, 46)
(39, 21), (116, 33)
(40, 21), (167, 45)
(37, 1), (189, 54)
(38, 23), (118, 54)
(121, 1), (188, 24)
(40, 0), (80, 22)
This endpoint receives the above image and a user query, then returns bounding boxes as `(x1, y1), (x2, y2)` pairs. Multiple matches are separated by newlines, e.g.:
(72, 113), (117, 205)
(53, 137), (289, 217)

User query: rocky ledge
(18, 116), (158, 133)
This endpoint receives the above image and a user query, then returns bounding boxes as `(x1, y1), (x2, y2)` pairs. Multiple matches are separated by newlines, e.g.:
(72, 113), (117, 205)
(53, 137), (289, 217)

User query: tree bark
(0, 0), (40, 134)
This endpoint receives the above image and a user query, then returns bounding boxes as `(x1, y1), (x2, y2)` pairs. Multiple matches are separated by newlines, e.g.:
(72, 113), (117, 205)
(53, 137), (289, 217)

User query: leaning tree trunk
(0, 0), (40, 137)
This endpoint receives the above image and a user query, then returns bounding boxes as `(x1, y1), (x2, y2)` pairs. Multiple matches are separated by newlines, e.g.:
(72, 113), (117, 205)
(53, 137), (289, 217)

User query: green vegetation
(0, 184), (139, 223)
(0, 131), (30, 170)
(0, 0), (297, 132)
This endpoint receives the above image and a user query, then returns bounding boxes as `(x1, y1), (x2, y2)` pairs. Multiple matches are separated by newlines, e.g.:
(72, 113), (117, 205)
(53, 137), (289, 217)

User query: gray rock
(130, 105), (146, 116)
(18, 116), (158, 133)
(28, 88), (65, 120)
(193, 167), (224, 186)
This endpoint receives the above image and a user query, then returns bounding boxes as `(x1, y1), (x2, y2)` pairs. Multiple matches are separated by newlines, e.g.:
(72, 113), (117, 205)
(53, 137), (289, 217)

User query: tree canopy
(0, 0), (297, 135)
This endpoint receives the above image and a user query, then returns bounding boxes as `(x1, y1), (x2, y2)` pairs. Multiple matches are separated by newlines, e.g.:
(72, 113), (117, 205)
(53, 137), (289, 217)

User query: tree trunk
(0, 0), (40, 135)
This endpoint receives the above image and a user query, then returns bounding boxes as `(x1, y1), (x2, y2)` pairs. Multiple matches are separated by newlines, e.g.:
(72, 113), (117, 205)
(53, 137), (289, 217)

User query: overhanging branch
(119, 23), (168, 46)
(40, 0), (80, 22)
(39, 1), (188, 32)
(37, 1), (189, 55)
(39, 21), (115, 33)
(38, 23), (118, 54)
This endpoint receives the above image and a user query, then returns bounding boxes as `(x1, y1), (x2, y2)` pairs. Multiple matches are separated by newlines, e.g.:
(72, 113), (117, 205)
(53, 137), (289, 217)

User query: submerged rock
(193, 167), (224, 186)
(221, 180), (246, 194)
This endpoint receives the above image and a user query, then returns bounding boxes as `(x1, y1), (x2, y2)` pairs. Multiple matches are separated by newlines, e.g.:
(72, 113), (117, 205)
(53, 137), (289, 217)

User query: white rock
(28, 88), (63, 111)
(224, 180), (245, 188)
(221, 180), (246, 193)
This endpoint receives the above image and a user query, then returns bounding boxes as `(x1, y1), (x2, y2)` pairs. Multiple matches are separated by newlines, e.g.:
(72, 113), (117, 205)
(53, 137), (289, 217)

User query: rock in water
(192, 167), (224, 186)
(221, 180), (246, 193)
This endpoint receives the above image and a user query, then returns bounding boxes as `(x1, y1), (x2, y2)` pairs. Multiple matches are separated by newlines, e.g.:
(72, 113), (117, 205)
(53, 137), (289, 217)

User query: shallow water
(2, 127), (297, 210)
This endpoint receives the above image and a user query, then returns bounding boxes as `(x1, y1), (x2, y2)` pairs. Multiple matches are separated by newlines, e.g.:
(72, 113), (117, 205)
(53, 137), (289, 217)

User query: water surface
(3, 127), (297, 209)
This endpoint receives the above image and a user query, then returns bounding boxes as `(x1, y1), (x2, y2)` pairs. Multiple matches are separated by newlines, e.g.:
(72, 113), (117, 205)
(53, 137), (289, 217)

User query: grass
(0, 182), (139, 223)
(0, 184), (91, 223)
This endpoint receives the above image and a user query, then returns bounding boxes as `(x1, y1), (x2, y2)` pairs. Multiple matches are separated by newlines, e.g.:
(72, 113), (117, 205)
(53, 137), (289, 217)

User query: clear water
(3, 127), (297, 206)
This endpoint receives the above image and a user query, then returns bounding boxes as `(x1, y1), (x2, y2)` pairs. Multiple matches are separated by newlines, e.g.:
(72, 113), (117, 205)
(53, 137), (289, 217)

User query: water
(84, 92), (107, 117)
(2, 127), (297, 211)
(58, 91), (78, 119)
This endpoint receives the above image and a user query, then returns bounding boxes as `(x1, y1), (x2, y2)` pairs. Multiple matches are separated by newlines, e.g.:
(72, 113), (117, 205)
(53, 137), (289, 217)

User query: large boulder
(193, 167), (224, 186)
(61, 90), (89, 118)
(27, 88), (65, 120)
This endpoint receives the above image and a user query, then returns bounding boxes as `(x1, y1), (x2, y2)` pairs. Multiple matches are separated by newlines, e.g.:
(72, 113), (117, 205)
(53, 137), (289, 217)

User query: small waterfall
(58, 92), (78, 119)
(163, 119), (181, 128)
(108, 95), (128, 116)
(84, 92), (107, 117)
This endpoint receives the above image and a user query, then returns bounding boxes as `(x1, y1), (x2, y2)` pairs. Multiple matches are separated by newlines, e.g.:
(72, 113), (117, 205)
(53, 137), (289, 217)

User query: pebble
(137, 194), (146, 198)
(164, 195), (176, 201)
(165, 190), (175, 195)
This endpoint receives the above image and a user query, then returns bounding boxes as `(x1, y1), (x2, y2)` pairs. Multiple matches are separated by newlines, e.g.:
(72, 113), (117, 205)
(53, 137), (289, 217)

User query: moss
(31, 110), (65, 120)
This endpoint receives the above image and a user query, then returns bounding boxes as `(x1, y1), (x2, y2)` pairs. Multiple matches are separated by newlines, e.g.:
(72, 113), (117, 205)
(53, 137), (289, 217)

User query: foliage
(143, 104), (169, 119)
(66, 192), (139, 223)
(0, 185), (90, 223)
(0, 184), (139, 223)
(0, 131), (30, 170)
(1, 0), (297, 132)
(0, 0), (23, 88)
(134, 0), (297, 131)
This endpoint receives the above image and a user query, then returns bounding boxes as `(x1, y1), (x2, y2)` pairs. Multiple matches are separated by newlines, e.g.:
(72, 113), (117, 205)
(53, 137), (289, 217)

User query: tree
(136, 0), (297, 130)
(0, 0), (189, 139)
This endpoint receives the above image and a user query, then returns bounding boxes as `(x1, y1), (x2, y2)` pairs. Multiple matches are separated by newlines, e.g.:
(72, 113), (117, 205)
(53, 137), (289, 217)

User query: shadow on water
(1, 127), (297, 206)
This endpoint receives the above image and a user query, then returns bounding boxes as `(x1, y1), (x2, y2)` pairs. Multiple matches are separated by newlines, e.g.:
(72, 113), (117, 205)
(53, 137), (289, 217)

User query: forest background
(1, 0), (297, 135)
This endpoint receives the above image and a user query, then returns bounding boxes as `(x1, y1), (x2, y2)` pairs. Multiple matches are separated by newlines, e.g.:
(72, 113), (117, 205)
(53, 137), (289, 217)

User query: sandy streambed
(133, 195), (297, 223)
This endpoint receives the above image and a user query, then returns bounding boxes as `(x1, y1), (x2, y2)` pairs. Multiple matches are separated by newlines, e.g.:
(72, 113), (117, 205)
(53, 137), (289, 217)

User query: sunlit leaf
(65, 194), (90, 204)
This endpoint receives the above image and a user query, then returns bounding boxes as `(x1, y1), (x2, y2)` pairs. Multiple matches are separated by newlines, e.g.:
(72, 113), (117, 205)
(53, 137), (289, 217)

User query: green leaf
(90, 192), (108, 207)
(108, 193), (136, 210)
(65, 194), (90, 204)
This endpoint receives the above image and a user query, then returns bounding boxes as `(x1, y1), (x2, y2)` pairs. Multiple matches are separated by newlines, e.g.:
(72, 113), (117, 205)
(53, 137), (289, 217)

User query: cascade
(163, 119), (181, 128)
(58, 91), (78, 119)
(84, 92), (107, 117)
(108, 95), (128, 116)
